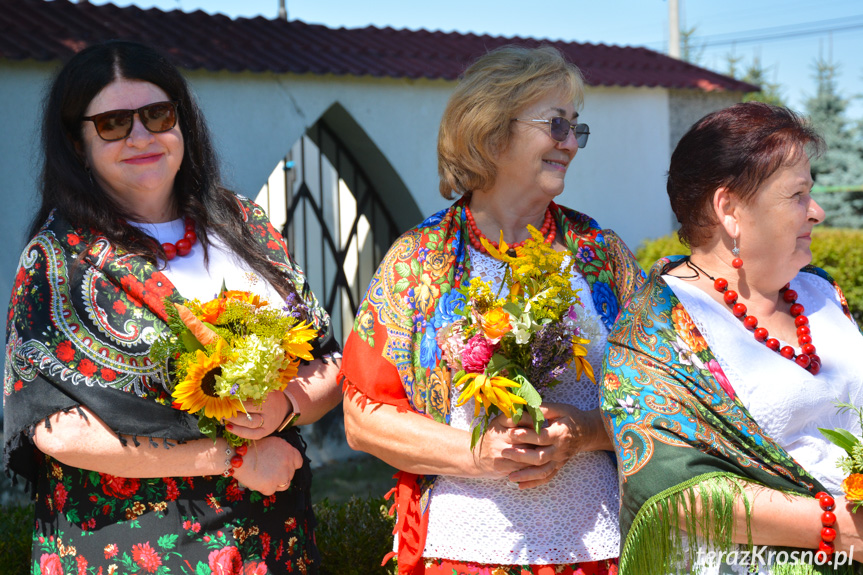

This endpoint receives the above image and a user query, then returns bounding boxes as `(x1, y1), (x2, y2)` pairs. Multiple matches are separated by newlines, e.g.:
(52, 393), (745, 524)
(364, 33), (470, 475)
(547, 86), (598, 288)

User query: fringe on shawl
(620, 473), (860, 575)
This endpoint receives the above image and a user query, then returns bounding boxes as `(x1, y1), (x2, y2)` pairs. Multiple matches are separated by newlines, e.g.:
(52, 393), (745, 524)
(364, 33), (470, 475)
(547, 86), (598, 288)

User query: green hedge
(0, 503), (32, 575)
(636, 228), (863, 322)
(0, 496), (397, 575)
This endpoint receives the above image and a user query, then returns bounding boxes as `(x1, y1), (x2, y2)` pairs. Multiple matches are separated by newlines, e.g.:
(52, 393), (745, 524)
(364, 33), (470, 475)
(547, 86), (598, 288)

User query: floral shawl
(340, 197), (643, 574)
(4, 195), (332, 486)
(601, 256), (858, 575)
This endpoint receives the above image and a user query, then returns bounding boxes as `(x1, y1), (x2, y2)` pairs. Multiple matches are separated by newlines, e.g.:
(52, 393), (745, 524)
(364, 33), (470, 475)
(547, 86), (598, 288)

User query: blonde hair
(438, 45), (585, 199)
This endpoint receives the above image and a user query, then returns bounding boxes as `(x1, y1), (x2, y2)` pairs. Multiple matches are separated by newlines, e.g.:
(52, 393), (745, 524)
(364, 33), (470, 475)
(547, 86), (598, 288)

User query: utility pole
(278, 0), (287, 21)
(669, 0), (680, 59)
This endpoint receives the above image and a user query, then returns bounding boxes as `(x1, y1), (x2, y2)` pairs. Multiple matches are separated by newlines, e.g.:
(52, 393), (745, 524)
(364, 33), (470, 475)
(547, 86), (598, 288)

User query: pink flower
(208, 546), (243, 575)
(462, 334), (495, 373)
(39, 553), (63, 575)
(76, 556), (88, 575)
(707, 359), (736, 401)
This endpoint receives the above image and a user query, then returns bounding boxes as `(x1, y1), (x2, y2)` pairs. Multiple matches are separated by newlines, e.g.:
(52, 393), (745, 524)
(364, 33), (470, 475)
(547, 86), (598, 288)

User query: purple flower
(527, 322), (575, 390)
(229, 384), (239, 396)
(576, 245), (596, 263)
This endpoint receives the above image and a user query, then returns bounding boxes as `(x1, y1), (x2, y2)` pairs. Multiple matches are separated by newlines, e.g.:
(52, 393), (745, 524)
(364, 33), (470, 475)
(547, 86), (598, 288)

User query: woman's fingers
(506, 460), (563, 489)
(225, 392), (288, 440)
(234, 436), (303, 495)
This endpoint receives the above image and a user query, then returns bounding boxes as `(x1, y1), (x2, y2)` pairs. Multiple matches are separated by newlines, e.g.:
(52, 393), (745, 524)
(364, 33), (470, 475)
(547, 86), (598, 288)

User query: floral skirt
(30, 428), (319, 575)
(422, 557), (619, 575)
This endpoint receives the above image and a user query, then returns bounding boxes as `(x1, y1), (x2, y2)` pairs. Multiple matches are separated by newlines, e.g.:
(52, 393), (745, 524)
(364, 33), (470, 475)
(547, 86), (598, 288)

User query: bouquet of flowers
(438, 226), (594, 448)
(151, 288), (317, 446)
(819, 402), (863, 510)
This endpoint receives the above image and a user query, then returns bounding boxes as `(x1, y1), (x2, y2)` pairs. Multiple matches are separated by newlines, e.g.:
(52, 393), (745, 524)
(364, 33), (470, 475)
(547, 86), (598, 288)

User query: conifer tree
(805, 58), (863, 227)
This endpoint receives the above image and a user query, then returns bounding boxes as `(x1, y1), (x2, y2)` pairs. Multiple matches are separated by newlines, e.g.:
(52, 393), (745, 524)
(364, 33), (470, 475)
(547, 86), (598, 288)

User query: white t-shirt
(129, 218), (284, 304)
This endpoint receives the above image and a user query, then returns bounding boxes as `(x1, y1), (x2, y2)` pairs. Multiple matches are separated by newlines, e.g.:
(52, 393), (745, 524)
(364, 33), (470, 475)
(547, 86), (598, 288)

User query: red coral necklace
(464, 204), (556, 254)
(161, 217), (198, 260)
(685, 258), (820, 375)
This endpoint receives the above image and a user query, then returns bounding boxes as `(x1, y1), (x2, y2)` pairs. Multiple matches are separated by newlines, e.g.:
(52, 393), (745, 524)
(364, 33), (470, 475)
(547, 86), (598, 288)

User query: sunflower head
(172, 340), (242, 420)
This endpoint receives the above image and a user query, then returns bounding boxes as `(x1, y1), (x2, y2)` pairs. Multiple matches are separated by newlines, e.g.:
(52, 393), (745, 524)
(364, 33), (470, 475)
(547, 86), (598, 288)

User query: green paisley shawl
(601, 255), (860, 575)
(340, 197), (643, 574)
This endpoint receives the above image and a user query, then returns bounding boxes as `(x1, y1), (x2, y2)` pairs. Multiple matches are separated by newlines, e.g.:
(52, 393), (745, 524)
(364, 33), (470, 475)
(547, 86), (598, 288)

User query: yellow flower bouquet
(819, 401), (863, 509)
(151, 288), (316, 445)
(437, 226), (594, 448)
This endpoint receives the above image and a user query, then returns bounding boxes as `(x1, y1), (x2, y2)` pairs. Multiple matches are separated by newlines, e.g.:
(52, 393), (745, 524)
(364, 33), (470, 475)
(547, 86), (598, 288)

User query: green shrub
(0, 503), (33, 575)
(635, 232), (689, 272)
(636, 229), (863, 322)
(314, 496), (397, 575)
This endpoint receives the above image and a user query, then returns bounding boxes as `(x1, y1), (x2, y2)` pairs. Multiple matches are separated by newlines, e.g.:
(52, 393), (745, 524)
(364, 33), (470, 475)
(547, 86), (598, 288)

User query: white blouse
(665, 271), (863, 574)
(421, 246), (620, 565)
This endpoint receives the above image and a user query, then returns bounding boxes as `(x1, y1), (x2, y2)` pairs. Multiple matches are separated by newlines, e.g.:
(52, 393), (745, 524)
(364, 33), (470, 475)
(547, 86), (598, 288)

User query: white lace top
(421, 246), (621, 565)
(665, 271), (863, 575)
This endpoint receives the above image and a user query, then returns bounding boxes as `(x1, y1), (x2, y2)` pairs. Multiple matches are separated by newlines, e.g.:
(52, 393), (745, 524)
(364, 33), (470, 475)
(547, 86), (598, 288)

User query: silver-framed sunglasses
(513, 116), (590, 148)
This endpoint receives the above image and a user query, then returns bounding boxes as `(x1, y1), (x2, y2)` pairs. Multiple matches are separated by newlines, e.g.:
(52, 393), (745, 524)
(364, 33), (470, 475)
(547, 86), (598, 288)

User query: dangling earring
(731, 237), (743, 269)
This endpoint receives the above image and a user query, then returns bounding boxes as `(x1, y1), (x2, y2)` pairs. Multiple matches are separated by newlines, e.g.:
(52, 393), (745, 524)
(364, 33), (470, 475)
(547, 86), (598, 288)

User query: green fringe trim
(619, 472), (860, 575)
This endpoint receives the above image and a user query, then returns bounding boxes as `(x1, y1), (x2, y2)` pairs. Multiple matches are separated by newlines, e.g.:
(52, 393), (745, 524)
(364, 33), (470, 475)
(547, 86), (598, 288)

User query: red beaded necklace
(464, 204), (556, 254)
(161, 217), (198, 260)
(685, 258), (821, 375)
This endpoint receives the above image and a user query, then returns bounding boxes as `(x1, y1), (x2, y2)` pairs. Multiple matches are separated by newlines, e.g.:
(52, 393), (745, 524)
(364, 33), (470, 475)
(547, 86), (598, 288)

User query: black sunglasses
(82, 101), (179, 142)
(513, 117), (590, 148)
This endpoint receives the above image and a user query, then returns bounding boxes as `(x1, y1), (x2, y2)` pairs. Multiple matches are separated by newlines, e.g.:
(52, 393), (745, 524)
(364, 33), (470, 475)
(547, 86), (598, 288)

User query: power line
(644, 15), (863, 49)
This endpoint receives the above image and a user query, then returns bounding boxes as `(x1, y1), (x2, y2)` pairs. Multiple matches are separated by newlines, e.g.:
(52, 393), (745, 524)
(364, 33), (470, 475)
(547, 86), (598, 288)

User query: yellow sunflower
(172, 340), (242, 420)
(282, 321), (316, 361)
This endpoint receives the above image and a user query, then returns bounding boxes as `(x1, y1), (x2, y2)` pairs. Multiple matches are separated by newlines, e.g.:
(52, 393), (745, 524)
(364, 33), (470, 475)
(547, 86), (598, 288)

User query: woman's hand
(225, 391), (288, 440)
(501, 403), (611, 489)
(472, 413), (534, 479)
(233, 436), (303, 496)
(831, 497), (863, 562)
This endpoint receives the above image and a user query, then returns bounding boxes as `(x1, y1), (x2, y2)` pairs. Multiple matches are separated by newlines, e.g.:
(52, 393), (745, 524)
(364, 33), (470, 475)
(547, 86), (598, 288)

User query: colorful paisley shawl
(4, 195), (330, 484)
(601, 256), (856, 574)
(340, 197), (643, 574)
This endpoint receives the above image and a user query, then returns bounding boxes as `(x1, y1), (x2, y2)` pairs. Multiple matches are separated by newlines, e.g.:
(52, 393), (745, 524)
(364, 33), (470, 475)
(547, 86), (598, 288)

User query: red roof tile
(0, 0), (758, 92)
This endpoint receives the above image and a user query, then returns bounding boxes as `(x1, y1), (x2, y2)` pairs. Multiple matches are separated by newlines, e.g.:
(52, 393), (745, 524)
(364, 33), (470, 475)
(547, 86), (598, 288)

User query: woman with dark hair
(341, 45), (643, 575)
(3, 40), (340, 573)
(602, 102), (863, 574)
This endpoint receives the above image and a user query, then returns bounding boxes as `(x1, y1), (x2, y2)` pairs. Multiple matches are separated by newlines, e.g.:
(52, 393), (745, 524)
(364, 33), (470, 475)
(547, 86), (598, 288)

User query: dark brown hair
(36, 40), (298, 300)
(667, 102), (824, 247)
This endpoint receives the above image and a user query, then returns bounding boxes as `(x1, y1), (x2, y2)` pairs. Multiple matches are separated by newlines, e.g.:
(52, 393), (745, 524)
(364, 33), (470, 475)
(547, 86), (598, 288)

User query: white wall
(188, 71), (453, 224)
(0, 63), (717, 329)
(566, 86), (673, 251)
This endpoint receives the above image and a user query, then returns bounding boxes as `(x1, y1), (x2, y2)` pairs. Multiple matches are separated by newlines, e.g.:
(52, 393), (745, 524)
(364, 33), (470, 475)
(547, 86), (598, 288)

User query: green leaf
(818, 427), (860, 454)
(196, 561), (211, 575)
(470, 423), (483, 451)
(180, 329), (205, 353)
(486, 354), (511, 374)
(157, 533), (179, 550)
(394, 262), (411, 278)
(410, 259), (422, 277)
(393, 278), (410, 293)
(514, 377), (545, 434)
(198, 416), (219, 441)
(502, 301), (522, 317)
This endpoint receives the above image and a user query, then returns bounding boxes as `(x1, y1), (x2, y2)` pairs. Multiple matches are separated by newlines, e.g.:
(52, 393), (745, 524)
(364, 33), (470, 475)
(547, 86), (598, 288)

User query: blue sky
(93, 0), (863, 118)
